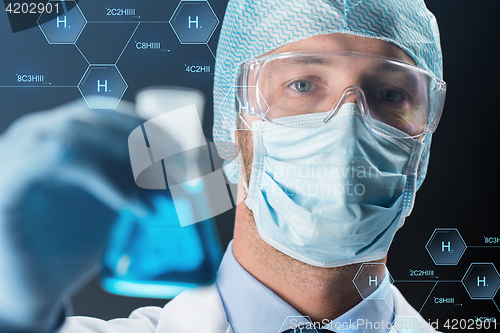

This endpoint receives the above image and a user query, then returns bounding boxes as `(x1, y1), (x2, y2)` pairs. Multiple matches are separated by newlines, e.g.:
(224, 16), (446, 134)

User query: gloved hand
(0, 98), (161, 332)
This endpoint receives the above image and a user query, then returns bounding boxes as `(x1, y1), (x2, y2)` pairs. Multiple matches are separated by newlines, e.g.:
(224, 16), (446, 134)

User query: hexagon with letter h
(169, 0), (219, 44)
(38, 1), (86, 44)
(78, 65), (127, 109)
(426, 228), (466, 265)
(462, 263), (500, 300)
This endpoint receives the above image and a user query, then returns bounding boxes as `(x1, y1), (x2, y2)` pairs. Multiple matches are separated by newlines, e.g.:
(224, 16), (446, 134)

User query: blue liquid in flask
(101, 194), (222, 298)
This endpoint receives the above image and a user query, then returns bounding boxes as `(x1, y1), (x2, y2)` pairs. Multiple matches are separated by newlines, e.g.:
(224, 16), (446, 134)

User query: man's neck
(232, 202), (386, 324)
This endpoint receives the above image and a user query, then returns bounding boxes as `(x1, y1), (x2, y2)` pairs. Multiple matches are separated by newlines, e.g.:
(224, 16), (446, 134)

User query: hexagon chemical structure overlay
(417, 229), (500, 316)
(38, 1), (87, 44)
(169, 1), (219, 44)
(8, 0), (500, 320)
(462, 263), (500, 300)
(353, 263), (394, 300)
(425, 228), (467, 265)
(78, 65), (128, 108)
(218, 85), (270, 132)
(36, 0), (219, 108)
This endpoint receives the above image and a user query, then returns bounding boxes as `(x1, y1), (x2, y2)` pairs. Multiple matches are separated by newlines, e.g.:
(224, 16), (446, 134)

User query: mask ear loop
(398, 139), (424, 223)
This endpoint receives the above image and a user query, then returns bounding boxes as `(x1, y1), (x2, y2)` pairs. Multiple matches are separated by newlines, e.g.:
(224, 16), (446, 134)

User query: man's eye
(380, 89), (405, 102)
(291, 80), (312, 92)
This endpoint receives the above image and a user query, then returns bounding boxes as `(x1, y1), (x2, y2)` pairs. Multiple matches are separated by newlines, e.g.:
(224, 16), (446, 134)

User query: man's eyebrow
(371, 61), (425, 85)
(268, 56), (332, 72)
(375, 62), (412, 73)
(289, 56), (331, 65)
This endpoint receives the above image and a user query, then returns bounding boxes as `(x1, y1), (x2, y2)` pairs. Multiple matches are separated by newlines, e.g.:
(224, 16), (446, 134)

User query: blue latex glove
(0, 98), (158, 332)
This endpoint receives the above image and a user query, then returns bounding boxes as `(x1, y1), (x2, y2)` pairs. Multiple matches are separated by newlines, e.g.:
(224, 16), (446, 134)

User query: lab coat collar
(156, 284), (233, 333)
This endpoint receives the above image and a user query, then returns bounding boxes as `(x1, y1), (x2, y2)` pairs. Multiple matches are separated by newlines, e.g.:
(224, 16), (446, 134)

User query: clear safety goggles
(235, 51), (446, 138)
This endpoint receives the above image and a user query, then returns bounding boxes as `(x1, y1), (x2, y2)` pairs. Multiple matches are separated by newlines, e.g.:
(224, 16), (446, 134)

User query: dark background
(1, 0), (499, 330)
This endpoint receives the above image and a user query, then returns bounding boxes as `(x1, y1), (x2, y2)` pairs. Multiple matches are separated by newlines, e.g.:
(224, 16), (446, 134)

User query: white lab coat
(61, 284), (439, 333)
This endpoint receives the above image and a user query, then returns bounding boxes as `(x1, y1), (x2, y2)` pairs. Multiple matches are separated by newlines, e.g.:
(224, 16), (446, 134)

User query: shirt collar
(216, 241), (302, 333)
(325, 268), (395, 332)
(216, 241), (395, 333)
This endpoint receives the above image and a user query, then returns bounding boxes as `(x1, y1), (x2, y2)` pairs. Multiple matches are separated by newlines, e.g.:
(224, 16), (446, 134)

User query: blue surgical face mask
(244, 103), (424, 267)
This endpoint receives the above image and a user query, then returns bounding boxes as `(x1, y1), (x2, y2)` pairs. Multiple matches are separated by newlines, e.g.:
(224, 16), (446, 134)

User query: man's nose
(329, 86), (367, 115)
(342, 89), (363, 105)
(328, 66), (367, 109)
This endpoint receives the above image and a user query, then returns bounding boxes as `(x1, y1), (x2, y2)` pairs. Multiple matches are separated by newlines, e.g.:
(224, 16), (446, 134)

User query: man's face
(237, 33), (417, 187)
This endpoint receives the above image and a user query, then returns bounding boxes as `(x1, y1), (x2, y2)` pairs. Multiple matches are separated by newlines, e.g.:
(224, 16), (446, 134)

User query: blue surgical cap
(213, 0), (443, 186)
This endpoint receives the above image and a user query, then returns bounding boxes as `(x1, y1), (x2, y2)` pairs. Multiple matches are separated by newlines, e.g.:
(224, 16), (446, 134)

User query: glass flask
(100, 87), (223, 298)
